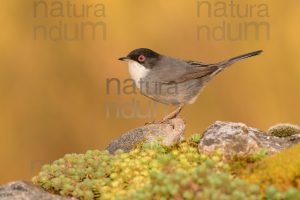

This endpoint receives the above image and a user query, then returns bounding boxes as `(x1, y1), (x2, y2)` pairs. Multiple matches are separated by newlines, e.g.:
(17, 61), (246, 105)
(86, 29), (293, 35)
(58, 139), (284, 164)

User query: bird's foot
(144, 119), (170, 125)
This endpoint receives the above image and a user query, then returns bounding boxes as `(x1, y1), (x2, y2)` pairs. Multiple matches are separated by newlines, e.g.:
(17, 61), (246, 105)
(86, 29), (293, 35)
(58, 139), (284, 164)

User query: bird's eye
(138, 55), (146, 62)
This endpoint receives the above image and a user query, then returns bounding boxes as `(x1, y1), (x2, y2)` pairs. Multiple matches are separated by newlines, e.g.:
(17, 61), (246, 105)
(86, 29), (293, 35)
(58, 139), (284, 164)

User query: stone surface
(0, 181), (74, 200)
(107, 117), (185, 153)
(198, 121), (300, 157)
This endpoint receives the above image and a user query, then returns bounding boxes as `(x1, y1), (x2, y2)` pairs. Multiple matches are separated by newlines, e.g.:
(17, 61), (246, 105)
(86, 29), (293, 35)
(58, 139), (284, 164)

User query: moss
(227, 149), (269, 177)
(188, 133), (202, 144)
(242, 143), (300, 191)
(32, 134), (300, 200)
(267, 123), (300, 137)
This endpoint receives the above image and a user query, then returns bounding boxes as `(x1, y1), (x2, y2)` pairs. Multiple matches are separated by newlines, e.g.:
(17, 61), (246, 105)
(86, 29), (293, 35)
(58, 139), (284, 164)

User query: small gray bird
(119, 48), (262, 122)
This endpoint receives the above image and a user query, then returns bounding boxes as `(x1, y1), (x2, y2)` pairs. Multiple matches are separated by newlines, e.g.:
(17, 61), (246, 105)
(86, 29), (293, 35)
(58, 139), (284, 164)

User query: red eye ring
(138, 55), (146, 62)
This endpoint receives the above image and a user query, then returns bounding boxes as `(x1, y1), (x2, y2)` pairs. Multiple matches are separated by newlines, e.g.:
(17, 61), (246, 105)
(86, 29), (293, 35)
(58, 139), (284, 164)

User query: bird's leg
(162, 104), (184, 122)
(145, 104), (184, 125)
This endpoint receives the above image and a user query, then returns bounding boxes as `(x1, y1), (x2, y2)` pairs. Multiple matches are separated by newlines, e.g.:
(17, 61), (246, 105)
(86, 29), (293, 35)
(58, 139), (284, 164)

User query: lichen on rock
(198, 121), (300, 157)
(106, 117), (185, 154)
(0, 181), (75, 200)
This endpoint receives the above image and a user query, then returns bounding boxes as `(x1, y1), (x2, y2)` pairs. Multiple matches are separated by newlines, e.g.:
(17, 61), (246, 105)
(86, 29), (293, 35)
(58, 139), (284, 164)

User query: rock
(107, 117), (185, 153)
(198, 121), (300, 157)
(0, 181), (74, 200)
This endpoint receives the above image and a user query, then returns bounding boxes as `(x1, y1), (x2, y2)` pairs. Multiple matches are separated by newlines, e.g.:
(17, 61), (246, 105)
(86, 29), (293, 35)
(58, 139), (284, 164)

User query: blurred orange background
(0, 0), (300, 184)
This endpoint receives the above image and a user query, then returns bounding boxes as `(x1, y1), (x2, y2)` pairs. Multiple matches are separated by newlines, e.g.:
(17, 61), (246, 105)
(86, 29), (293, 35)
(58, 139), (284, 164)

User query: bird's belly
(139, 79), (205, 105)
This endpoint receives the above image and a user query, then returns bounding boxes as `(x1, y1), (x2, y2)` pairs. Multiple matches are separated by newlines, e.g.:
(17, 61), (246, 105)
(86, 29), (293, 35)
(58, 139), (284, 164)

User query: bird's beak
(118, 57), (130, 62)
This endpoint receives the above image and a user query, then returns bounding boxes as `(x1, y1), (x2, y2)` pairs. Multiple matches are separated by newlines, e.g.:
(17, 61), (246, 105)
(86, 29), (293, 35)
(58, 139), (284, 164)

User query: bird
(119, 48), (262, 123)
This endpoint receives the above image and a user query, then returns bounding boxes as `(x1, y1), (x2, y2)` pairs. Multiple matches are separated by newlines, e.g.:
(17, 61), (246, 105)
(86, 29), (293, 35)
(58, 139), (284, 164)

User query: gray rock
(198, 121), (300, 157)
(0, 181), (74, 200)
(107, 117), (185, 153)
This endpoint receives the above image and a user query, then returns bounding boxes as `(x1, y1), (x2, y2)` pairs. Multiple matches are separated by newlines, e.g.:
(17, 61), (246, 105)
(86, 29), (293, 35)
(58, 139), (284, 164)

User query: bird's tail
(218, 50), (263, 68)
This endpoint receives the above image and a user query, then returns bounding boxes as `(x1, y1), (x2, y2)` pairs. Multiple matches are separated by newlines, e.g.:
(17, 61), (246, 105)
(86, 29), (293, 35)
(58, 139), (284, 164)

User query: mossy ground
(32, 135), (300, 200)
(242, 143), (300, 191)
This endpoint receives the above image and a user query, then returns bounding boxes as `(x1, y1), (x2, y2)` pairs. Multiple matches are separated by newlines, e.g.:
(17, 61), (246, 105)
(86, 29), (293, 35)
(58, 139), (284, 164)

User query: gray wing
(146, 56), (220, 84)
(185, 60), (210, 67)
(176, 60), (220, 83)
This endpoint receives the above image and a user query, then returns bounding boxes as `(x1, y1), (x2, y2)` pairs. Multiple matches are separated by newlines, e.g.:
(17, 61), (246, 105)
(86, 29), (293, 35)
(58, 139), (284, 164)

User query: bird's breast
(128, 61), (150, 88)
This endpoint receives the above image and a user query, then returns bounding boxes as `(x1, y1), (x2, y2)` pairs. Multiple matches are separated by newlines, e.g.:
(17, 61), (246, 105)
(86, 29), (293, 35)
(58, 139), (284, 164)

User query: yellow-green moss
(242, 143), (300, 191)
(228, 149), (268, 177)
(32, 135), (300, 200)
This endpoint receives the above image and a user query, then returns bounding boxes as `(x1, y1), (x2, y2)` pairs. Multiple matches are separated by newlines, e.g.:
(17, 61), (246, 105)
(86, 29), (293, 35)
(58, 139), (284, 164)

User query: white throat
(128, 61), (150, 88)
